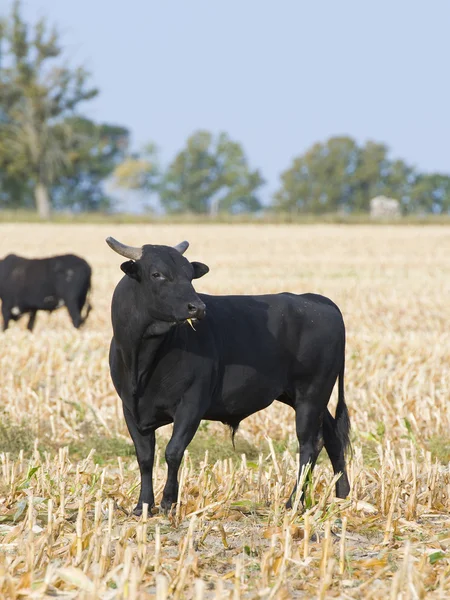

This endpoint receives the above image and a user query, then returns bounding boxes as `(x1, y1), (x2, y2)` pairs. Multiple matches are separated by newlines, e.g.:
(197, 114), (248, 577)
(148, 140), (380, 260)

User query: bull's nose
(187, 301), (206, 320)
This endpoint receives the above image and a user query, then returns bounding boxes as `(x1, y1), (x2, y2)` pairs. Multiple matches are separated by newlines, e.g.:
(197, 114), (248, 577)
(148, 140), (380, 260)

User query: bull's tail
(336, 359), (351, 456)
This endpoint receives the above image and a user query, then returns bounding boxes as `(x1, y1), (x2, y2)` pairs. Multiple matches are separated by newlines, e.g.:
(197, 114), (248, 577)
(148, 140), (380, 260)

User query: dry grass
(0, 223), (450, 598)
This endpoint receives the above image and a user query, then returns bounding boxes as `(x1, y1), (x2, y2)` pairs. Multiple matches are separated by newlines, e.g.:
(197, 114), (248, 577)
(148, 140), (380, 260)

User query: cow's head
(106, 236), (209, 326)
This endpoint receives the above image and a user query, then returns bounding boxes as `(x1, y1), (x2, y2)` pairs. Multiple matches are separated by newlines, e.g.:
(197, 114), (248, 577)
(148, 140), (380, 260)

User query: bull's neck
(121, 323), (173, 406)
(139, 319), (180, 360)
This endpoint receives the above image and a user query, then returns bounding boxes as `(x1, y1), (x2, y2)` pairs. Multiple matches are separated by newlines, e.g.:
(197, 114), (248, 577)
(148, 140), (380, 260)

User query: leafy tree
(0, 1), (98, 217)
(0, 164), (33, 209)
(350, 141), (390, 211)
(408, 174), (450, 214)
(273, 136), (449, 215)
(159, 131), (264, 214)
(274, 137), (360, 213)
(113, 142), (161, 194)
(52, 118), (129, 211)
(383, 159), (416, 213)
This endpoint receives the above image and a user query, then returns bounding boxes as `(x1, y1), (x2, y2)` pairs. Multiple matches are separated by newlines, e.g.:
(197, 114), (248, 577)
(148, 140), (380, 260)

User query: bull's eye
(152, 272), (162, 279)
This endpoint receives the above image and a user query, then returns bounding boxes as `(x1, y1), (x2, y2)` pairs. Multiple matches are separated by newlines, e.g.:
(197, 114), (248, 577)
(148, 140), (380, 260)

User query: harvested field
(0, 223), (450, 598)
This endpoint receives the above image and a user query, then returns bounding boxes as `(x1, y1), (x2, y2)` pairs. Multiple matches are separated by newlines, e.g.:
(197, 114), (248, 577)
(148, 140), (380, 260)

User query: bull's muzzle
(187, 301), (206, 320)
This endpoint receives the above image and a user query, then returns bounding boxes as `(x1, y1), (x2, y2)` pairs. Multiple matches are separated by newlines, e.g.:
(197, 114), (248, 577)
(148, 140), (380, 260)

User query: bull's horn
(173, 241), (189, 254)
(106, 237), (142, 260)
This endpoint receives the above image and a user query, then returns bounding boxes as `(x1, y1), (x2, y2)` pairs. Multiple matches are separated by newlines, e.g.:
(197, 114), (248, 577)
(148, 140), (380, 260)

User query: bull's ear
(121, 260), (141, 282)
(191, 261), (209, 279)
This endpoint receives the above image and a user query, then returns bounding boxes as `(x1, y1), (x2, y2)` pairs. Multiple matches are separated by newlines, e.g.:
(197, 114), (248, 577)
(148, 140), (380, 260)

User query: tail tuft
(226, 422), (240, 450)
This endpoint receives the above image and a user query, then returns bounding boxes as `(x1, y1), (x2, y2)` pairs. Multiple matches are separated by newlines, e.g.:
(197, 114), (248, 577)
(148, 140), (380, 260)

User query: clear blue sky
(15, 1), (450, 203)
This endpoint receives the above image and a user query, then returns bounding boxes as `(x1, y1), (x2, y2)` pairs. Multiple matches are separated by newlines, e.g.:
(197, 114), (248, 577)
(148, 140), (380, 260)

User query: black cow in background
(106, 236), (350, 516)
(0, 253), (92, 331)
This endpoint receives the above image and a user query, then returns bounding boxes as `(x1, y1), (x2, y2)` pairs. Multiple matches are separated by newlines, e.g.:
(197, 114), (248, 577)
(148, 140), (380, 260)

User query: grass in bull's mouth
(0, 223), (450, 598)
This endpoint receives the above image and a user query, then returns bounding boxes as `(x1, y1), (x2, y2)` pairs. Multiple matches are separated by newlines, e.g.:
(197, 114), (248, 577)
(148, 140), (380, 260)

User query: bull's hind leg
(286, 396), (324, 509)
(27, 310), (37, 332)
(323, 409), (350, 498)
(65, 298), (82, 328)
(287, 374), (339, 509)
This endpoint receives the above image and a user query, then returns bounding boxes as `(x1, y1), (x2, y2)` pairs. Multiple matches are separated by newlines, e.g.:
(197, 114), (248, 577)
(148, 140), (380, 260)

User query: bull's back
(0, 253), (91, 307)
(200, 292), (344, 357)
(199, 292), (344, 414)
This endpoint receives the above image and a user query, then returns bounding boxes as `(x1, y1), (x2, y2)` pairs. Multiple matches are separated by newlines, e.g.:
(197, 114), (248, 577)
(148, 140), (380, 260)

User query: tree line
(1, 2), (449, 218)
(115, 134), (450, 216)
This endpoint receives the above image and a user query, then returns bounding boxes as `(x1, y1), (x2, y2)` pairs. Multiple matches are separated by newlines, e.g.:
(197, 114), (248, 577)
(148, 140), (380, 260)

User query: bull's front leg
(123, 405), (156, 516)
(161, 398), (204, 514)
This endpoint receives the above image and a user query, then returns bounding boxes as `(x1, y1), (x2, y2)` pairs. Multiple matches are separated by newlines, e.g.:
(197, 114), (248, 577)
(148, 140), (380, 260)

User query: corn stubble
(0, 223), (450, 598)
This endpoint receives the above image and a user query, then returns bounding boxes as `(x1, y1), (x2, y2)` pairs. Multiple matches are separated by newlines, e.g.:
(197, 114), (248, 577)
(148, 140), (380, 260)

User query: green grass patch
(0, 415), (135, 464)
(186, 430), (261, 467)
(68, 435), (135, 464)
(0, 416), (294, 469)
(0, 419), (36, 456)
(428, 436), (450, 464)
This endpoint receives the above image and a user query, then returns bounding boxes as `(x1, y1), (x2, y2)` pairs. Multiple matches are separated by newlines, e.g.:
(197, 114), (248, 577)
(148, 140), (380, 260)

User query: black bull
(107, 237), (350, 515)
(0, 253), (92, 331)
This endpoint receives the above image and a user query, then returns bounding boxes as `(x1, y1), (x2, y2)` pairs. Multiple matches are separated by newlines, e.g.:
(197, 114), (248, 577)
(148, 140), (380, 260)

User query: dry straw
(0, 223), (450, 597)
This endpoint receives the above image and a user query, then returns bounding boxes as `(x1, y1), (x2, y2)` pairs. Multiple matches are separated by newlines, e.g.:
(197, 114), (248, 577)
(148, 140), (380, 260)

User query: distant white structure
(370, 195), (401, 219)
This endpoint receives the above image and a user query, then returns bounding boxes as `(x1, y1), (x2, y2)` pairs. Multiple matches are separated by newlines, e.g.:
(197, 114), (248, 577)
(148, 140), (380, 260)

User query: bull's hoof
(336, 475), (350, 499)
(285, 499), (292, 510)
(160, 498), (175, 515)
(132, 504), (154, 517)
